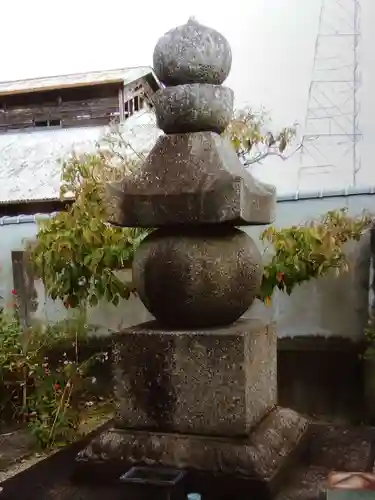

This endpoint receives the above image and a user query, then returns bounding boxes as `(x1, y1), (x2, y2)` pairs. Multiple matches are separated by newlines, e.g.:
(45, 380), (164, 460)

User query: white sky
(1, 0), (374, 194)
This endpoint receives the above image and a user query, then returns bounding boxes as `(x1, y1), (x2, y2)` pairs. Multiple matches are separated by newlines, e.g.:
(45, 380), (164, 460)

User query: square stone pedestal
(113, 319), (276, 436)
(76, 319), (309, 497)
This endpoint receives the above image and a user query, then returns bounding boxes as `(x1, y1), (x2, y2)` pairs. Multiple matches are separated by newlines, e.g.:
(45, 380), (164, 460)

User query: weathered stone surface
(113, 319), (276, 435)
(153, 84), (233, 134)
(106, 132), (276, 227)
(77, 407), (309, 483)
(153, 18), (232, 86)
(133, 228), (262, 328)
(0, 429), (35, 470)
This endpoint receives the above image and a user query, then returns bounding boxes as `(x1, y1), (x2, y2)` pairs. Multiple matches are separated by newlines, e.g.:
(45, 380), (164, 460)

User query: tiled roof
(0, 66), (157, 96)
(0, 110), (161, 203)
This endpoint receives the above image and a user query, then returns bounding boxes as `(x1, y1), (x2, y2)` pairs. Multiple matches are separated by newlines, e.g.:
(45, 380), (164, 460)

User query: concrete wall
(1, 188), (374, 341)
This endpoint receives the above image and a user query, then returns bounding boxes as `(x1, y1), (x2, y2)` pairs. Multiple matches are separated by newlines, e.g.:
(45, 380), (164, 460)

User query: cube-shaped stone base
(113, 319), (276, 437)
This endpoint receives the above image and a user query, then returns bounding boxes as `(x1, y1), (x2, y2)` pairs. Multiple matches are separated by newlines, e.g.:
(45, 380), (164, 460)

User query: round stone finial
(153, 19), (232, 87)
(153, 84), (234, 134)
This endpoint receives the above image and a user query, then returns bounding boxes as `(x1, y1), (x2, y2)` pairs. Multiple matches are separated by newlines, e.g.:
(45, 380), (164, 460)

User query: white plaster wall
(31, 270), (153, 334)
(0, 220), (39, 308)
(0, 221), (153, 331)
(1, 192), (374, 340)
(243, 194), (374, 339)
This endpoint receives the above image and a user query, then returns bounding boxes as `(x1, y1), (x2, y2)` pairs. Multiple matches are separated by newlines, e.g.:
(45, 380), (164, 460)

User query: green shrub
(0, 306), (105, 449)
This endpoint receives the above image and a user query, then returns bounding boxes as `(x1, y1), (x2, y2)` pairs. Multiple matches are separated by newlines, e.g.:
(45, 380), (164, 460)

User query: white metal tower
(298, 0), (361, 190)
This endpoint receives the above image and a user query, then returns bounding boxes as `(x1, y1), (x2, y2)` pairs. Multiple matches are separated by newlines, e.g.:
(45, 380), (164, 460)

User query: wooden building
(0, 66), (161, 216)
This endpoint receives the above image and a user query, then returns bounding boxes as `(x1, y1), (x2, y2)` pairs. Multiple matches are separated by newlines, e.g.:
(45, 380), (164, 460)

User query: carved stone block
(113, 319), (277, 436)
(107, 132), (276, 227)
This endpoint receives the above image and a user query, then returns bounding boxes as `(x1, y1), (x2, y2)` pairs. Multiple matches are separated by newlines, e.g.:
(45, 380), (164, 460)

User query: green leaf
(89, 294), (99, 307)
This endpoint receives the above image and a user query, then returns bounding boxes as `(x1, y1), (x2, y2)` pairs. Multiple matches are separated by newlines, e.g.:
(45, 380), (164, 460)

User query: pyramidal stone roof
(0, 110), (161, 203)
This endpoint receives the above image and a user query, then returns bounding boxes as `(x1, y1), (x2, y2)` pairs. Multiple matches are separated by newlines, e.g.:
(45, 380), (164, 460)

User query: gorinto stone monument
(77, 18), (309, 496)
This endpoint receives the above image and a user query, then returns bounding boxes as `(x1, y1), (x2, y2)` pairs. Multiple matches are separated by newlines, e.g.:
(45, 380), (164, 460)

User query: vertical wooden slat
(11, 250), (38, 328)
(128, 98), (134, 116)
(118, 86), (125, 122)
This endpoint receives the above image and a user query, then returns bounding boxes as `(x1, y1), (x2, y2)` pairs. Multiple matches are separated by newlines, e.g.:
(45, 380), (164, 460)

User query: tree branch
(243, 143), (302, 167)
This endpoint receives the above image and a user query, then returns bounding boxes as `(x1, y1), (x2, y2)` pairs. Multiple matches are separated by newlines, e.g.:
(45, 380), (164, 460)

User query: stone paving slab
(327, 492), (375, 499)
(0, 430), (36, 471)
(276, 424), (375, 500)
(308, 424), (375, 471)
(275, 465), (328, 500)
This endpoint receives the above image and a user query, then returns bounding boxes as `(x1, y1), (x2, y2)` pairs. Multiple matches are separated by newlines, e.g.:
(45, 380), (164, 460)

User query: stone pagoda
(78, 18), (309, 497)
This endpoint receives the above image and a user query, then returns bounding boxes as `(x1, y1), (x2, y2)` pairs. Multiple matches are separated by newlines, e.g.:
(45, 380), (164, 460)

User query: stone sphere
(132, 227), (263, 328)
(153, 84), (234, 134)
(153, 18), (232, 86)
